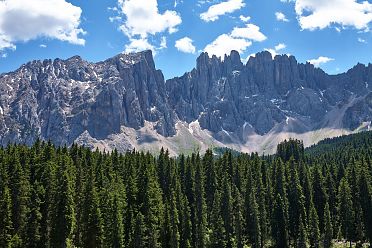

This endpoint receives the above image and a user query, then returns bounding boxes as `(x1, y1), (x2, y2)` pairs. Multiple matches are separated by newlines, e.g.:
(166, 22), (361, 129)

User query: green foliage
(0, 133), (371, 247)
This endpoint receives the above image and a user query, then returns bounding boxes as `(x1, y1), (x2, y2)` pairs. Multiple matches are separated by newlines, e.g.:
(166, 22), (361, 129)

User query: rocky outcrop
(166, 51), (371, 135)
(0, 50), (175, 146)
(0, 49), (371, 153)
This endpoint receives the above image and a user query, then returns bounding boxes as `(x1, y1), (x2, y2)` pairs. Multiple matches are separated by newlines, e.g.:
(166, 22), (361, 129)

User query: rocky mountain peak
(1, 50), (372, 154)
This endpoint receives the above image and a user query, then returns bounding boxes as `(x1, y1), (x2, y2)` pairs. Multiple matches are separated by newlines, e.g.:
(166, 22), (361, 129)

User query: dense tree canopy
(0, 132), (372, 247)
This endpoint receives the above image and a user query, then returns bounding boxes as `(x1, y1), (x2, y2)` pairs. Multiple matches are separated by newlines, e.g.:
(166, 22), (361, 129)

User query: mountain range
(1, 50), (371, 155)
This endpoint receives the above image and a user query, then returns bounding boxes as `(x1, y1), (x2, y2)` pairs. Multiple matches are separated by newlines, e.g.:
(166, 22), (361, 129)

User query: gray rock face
(166, 51), (372, 135)
(0, 49), (371, 153)
(0, 50), (175, 146)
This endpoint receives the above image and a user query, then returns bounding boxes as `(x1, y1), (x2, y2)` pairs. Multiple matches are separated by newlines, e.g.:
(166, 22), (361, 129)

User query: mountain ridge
(0, 49), (371, 155)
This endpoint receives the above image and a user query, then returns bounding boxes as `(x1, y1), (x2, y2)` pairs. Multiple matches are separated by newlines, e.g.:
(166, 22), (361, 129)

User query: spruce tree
(25, 184), (42, 248)
(272, 194), (289, 248)
(51, 157), (76, 248)
(209, 190), (226, 248)
(288, 158), (306, 244)
(133, 212), (146, 248)
(297, 214), (308, 248)
(323, 202), (333, 248)
(308, 200), (320, 248)
(232, 186), (244, 248)
(194, 155), (207, 248)
(337, 178), (354, 247)
(359, 171), (372, 245)
(0, 184), (13, 248)
(169, 191), (180, 248)
(82, 167), (104, 248)
(312, 167), (328, 233)
(110, 194), (124, 248)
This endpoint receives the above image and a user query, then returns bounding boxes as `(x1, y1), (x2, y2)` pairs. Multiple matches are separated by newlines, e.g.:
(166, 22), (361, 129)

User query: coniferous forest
(0, 132), (372, 248)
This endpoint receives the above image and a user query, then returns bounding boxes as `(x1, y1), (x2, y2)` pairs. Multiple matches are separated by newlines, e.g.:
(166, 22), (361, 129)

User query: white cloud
(231, 24), (267, 42)
(200, 0), (245, 22)
(239, 15), (251, 22)
(160, 36), (167, 49)
(307, 56), (334, 67)
(175, 37), (196, 54)
(204, 22), (267, 58)
(358, 37), (367, 43)
(1, 53), (7, 58)
(117, 0), (181, 53)
(275, 43), (286, 50)
(118, 0), (181, 38)
(265, 43), (287, 57)
(40, 44), (47, 48)
(295, 0), (372, 31)
(275, 12), (289, 22)
(204, 34), (252, 58)
(0, 0), (85, 51)
(125, 38), (155, 53)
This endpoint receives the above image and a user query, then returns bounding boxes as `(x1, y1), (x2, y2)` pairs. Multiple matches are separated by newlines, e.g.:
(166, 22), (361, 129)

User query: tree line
(0, 135), (371, 247)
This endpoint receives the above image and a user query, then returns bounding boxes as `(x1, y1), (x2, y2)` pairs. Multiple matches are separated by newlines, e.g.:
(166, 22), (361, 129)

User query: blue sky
(0, 0), (372, 79)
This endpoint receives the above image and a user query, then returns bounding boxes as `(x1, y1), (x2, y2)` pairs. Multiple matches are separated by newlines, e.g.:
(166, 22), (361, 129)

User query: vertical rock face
(166, 51), (372, 136)
(0, 49), (371, 153)
(0, 50), (175, 146)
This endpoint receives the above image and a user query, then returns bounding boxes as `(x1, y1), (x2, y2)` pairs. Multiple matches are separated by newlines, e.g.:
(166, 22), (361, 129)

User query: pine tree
(169, 191), (180, 248)
(247, 190), (261, 248)
(288, 158), (306, 244)
(308, 200), (320, 248)
(297, 214), (308, 248)
(221, 174), (234, 248)
(8, 155), (30, 246)
(194, 155), (207, 248)
(139, 159), (164, 248)
(359, 170), (372, 245)
(25, 184), (42, 248)
(203, 149), (217, 222)
(39, 161), (56, 248)
(133, 212), (146, 248)
(272, 194), (289, 248)
(323, 202), (333, 248)
(337, 178), (354, 247)
(51, 156), (76, 248)
(179, 195), (192, 248)
(232, 186), (244, 248)
(0, 184), (13, 248)
(82, 166), (104, 248)
(312, 167), (328, 233)
(110, 194), (124, 248)
(209, 190), (226, 248)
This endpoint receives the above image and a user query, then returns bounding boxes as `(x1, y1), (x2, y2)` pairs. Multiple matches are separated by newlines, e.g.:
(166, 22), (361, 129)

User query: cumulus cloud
(295, 0), (372, 31)
(118, 0), (181, 38)
(275, 43), (286, 50)
(125, 38), (155, 53)
(265, 43), (286, 57)
(275, 12), (289, 22)
(0, 0), (85, 51)
(175, 37), (196, 53)
(231, 24), (267, 42)
(204, 23), (267, 58)
(307, 56), (334, 67)
(40, 44), (47, 48)
(117, 0), (181, 53)
(200, 0), (245, 22)
(204, 34), (252, 58)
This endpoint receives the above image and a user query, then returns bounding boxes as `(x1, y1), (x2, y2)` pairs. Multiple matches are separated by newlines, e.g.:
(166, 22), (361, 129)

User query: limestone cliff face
(166, 51), (372, 135)
(0, 50), (371, 153)
(0, 50), (175, 146)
